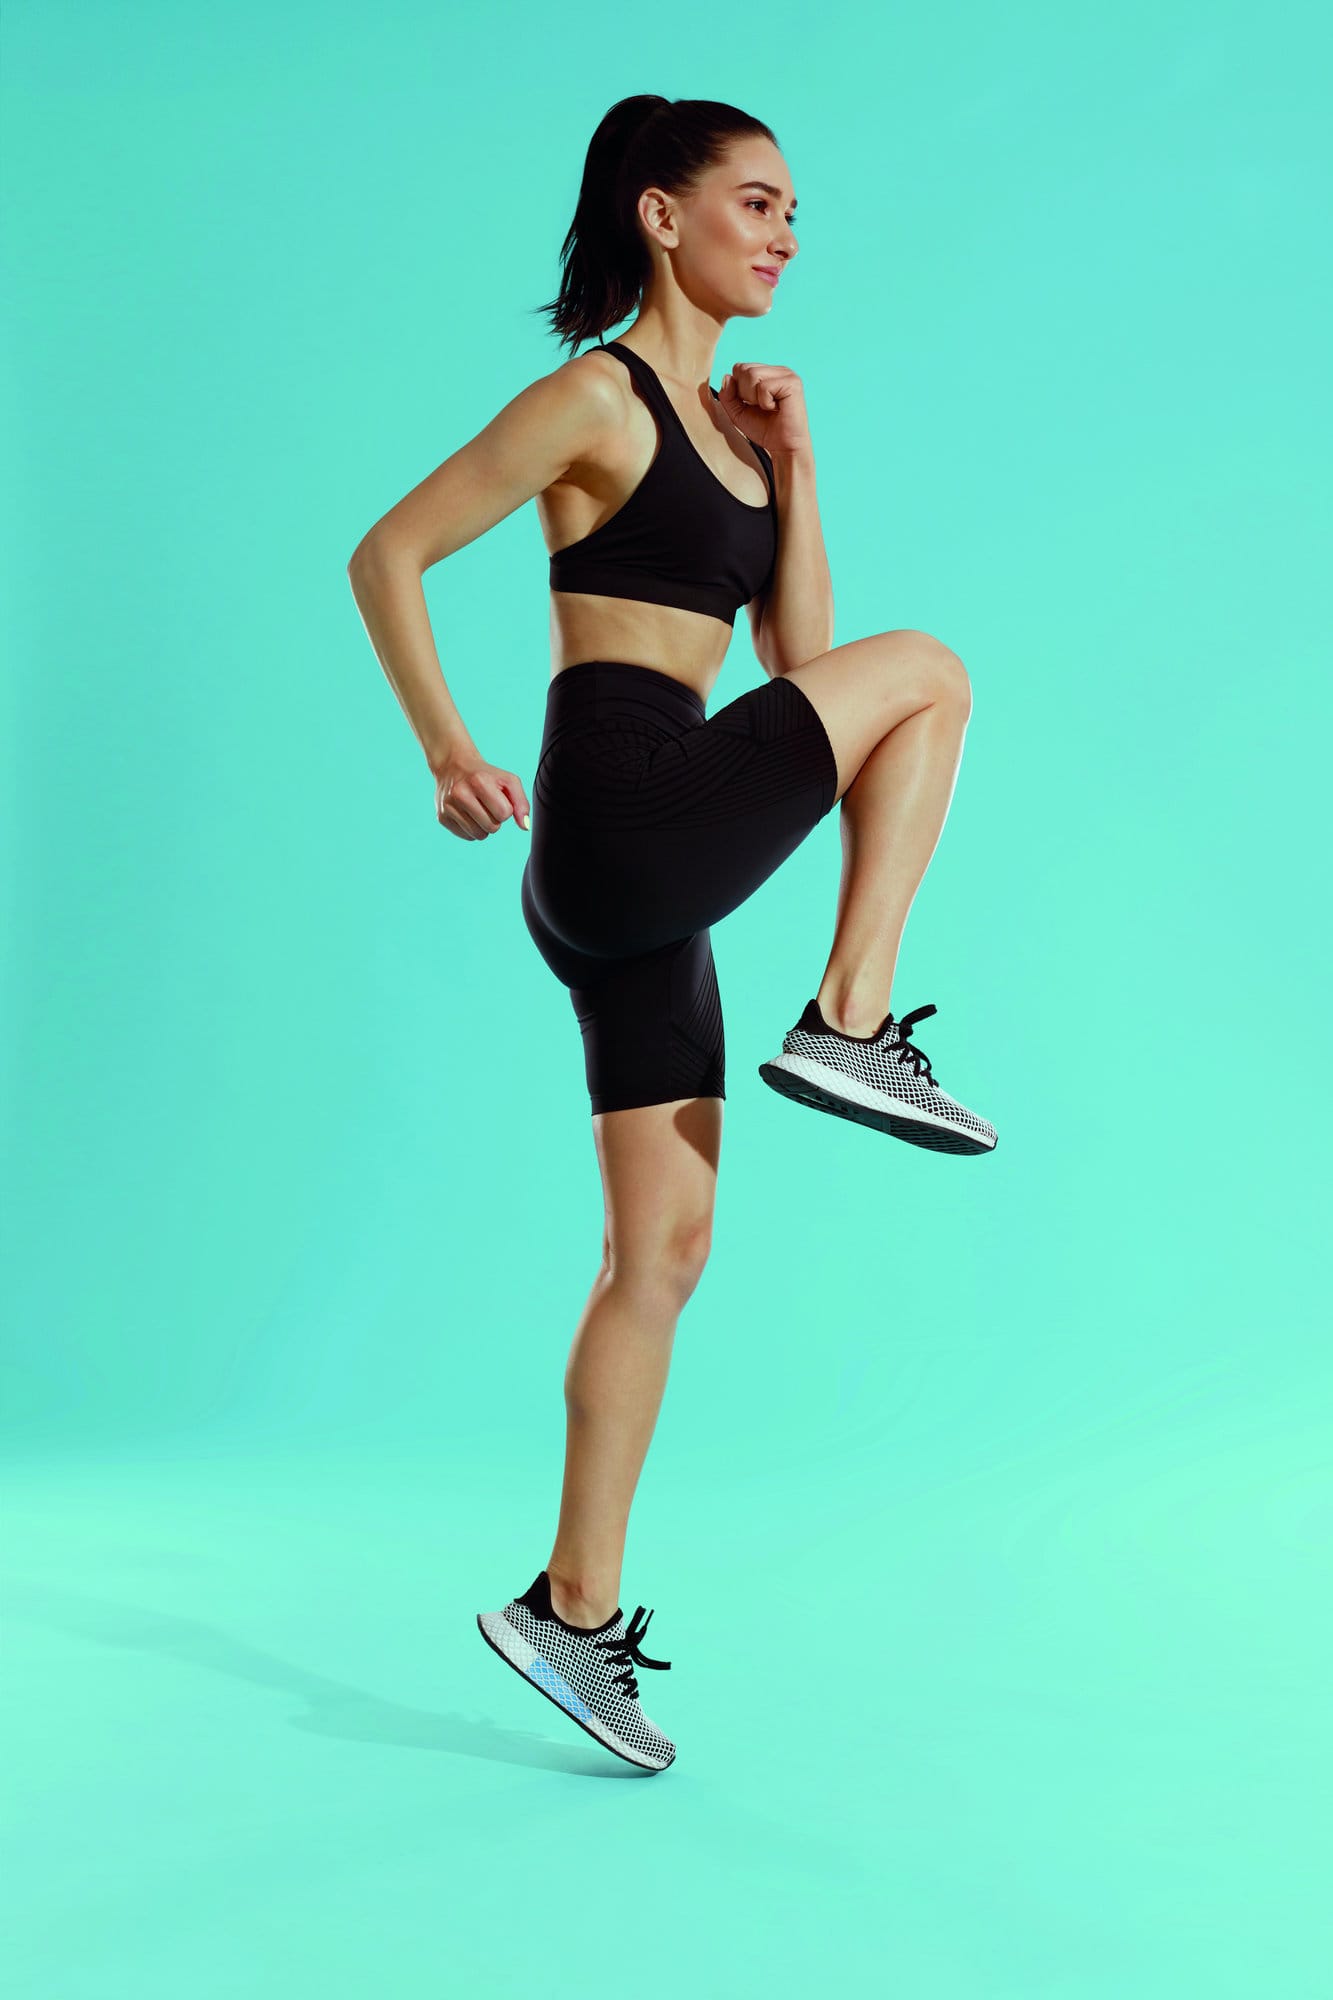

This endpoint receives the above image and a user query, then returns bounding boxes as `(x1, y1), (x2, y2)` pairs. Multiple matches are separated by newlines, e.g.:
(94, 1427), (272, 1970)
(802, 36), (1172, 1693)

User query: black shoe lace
(596, 1605), (672, 1700)
(892, 1003), (939, 1087)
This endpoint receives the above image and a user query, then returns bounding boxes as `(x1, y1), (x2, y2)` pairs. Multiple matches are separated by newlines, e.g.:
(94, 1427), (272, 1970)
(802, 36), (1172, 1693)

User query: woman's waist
(543, 658), (710, 735)
(550, 595), (726, 701)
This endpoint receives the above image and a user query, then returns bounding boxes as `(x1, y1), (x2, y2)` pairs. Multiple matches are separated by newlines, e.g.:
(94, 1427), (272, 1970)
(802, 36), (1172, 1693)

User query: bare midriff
(547, 590), (734, 705)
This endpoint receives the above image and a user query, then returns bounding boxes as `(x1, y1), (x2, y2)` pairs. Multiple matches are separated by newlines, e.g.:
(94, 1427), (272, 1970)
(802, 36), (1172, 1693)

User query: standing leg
(545, 1094), (722, 1628)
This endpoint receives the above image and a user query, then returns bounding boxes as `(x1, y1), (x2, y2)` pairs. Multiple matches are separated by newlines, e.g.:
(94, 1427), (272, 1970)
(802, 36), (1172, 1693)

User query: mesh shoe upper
(781, 998), (996, 1145)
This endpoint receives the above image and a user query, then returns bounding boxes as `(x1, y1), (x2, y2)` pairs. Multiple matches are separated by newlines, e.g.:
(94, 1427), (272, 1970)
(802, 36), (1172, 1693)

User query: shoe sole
(758, 1054), (996, 1154)
(476, 1610), (675, 1773)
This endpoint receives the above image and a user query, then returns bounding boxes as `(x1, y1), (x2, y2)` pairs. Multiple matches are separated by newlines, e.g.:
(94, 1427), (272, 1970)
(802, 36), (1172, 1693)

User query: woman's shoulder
(553, 341), (632, 409)
(533, 345), (637, 478)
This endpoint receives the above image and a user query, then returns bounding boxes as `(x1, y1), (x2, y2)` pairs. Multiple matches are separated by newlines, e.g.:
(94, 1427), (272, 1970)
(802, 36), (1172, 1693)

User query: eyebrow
(736, 180), (798, 211)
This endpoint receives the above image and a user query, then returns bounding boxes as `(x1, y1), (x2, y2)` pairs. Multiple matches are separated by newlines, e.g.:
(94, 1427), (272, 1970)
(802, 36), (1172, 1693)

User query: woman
(347, 95), (996, 1774)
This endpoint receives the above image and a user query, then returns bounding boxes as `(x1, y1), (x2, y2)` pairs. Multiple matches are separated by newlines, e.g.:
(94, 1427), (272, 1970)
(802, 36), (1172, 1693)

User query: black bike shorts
(519, 658), (839, 1116)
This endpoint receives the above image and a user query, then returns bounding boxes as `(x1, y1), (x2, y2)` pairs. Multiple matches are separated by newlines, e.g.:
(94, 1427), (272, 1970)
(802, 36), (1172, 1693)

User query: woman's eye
(747, 198), (796, 223)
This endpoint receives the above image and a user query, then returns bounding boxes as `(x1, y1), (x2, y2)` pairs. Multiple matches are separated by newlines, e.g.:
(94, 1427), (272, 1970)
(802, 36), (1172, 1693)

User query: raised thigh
(782, 629), (971, 806)
(526, 672), (839, 962)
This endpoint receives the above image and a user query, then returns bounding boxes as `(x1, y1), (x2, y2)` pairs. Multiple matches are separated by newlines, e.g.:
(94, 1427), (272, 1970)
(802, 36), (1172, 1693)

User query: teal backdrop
(4, 0), (1329, 1993)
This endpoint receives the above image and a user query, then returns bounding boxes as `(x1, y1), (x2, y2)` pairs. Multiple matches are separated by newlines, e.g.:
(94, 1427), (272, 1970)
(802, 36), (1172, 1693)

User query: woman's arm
(346, 358), (621, 776)
(346, 539), (478, 774)
(747, 448), (835, 679)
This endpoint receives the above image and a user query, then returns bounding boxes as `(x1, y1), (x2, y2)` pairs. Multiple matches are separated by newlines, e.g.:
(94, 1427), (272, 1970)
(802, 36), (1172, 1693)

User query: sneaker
(476, 1569), (676, 1772)
(758, 997), (997, 1154)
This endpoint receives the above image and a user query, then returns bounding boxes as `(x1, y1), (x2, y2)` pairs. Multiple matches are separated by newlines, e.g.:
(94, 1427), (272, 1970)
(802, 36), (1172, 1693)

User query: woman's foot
(477, 1569), (676, 1772)
(758, 997), (997, 1154)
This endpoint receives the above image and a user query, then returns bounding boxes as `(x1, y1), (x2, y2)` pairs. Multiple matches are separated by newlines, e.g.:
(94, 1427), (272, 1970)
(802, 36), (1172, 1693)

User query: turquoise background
(4, 0), (1330, 1992)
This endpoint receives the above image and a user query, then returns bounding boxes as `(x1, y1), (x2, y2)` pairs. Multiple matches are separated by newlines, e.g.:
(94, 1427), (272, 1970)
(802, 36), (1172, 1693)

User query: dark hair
(534, 95), (777, 354)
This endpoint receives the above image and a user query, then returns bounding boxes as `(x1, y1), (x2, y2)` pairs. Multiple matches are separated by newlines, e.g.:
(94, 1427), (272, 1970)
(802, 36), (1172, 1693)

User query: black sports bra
(548, 338), (778, 628)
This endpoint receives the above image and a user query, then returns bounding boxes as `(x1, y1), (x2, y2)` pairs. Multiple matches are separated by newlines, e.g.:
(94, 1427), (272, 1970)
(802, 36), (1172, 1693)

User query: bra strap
(598, 340), (674, 415)
(603, 343), (774, 502)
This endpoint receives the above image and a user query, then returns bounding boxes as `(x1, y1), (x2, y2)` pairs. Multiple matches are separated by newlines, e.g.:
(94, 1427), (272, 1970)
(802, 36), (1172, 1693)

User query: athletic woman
(347, 95), (996, 1774)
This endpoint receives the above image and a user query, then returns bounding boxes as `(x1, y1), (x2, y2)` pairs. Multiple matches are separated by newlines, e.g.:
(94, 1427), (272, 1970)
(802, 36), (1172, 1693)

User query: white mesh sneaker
(477, 1569), (676, 1772)
(759, 997), (997, 1154)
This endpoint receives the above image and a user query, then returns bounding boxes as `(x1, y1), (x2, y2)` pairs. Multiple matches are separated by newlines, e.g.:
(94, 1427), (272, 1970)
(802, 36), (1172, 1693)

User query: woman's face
(642, 139), (799, 317)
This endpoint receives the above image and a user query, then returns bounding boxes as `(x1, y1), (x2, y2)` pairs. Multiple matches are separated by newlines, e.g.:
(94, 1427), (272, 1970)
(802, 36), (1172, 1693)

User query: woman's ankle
(815, 979), (894, 1037)
(546, 1562), (619, 1628)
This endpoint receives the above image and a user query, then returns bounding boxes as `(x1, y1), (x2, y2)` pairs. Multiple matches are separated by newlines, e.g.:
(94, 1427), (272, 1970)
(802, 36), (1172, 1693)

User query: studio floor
(5, 1422), (1326, 1998)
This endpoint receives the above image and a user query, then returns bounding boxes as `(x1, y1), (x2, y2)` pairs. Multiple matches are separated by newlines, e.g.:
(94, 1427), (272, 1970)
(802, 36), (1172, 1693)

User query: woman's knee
(604, 1211), (714, 1302)
(664, 1214), (715, 1299)
(938, 644), (972, 719)
(886, 629), (971, 719)
(594, 1094), (722, 1295)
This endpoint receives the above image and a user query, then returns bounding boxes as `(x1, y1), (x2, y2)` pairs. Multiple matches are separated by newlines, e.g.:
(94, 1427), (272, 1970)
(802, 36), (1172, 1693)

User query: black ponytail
(534, 95), (777, 354)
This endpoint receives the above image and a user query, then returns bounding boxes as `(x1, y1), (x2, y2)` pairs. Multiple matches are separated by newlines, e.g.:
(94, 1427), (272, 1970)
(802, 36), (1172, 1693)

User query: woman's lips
(753, 267), (779, 286)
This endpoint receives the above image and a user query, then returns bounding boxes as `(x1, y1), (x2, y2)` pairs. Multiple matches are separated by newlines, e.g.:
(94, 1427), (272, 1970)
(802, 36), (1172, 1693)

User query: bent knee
(913, 632), (972, 717)
(878, 629), (972, 718)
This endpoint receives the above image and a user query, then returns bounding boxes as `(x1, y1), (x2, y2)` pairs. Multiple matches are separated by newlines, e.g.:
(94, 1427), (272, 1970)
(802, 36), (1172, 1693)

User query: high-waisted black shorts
(520, 658), (839, 1115)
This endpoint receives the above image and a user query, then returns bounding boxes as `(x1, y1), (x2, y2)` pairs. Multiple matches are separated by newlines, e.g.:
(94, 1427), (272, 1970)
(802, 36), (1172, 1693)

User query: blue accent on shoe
(527, 1654), (595, 1722)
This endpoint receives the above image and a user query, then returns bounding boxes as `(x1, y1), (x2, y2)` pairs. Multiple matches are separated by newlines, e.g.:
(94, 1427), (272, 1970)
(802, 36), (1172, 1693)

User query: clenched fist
(434, 750), (531, 842)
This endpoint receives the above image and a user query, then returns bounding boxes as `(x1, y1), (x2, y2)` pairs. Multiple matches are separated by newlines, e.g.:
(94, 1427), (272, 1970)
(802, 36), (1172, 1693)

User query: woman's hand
(717, 362), (811, 459)
(434, 749), (531, 841)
